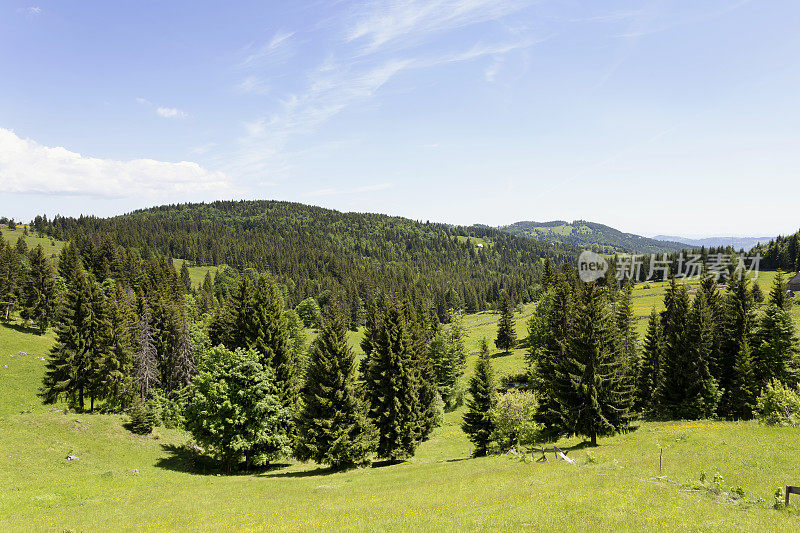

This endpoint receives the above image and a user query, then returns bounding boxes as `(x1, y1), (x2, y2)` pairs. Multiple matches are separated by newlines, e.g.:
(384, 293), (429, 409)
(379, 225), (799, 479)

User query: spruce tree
(528, 274), (574, 437)
(462, 339), (497, 456)
(769, 270), (787, 309)
(365, 302), (422, 461)
(614, 287), (638, 400)
(102, 282), (135, 407)
(21, 244), (56, 333)
(295, 314), (374, 469)
(719, 274), (755, 418)
(557, 283), (632, 446)
(249, 274), (298, 435)
(636, 308), (662, 413)
(180, 261), (191, 293)
(135, 304), (160, 400)
(41, 265), (93, 411)
(495, 291), (516, 353)
(753, 300), (799, 387)
(0, 239), (21, 322)
(728, 338), (757, 419)
(683, 292), (721, 418)
(169, 316), (195, 391)
(654, 279), (693, 418)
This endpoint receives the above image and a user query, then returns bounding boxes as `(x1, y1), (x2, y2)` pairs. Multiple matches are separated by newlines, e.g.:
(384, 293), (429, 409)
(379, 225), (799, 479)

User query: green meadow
(3, 289), (800, 531)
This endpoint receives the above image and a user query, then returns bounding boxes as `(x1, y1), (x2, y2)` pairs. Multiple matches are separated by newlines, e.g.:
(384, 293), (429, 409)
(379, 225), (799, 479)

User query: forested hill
(42, 200), (579, 314)
(498, 220), (688, 254)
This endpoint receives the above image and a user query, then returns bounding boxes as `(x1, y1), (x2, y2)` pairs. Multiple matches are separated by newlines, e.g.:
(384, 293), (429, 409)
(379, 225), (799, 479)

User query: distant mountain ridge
(653, 235), (773, 252)
(497, 220), (689, 254)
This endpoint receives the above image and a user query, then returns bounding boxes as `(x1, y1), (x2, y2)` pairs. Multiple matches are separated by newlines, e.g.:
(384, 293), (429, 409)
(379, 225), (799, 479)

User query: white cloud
(156, 107), (188, 119)
(0, 128), (233, 199)
(17, 6), (41, 16)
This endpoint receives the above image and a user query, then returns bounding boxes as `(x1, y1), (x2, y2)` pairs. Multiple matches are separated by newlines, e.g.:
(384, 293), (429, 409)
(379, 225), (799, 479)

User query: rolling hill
(497, 220), (689, 254)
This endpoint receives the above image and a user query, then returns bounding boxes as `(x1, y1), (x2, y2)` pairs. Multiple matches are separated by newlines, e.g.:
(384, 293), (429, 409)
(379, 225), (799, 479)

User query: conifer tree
(102, 282), (135, 407)
(557, 283), (632, 446)
(295, 313), (374, 469)
(462, 339), (497, 456)
(728, 338), (757, 419)
(683, 292), (721, 418)
(135, 304), (160, 400)
(41, 266), (94, 411)
(0, 239), (21, 322)
(169, 316), (195, 391)
(753, 299), (798, 387)
(719, 274), (755, 418)
(249, 274), (298, 434)
(22, 244), (56, 333)
(528, 275), (574, 436)
(180, 261), (191, 293)
(654, 279), (694, 418)
(614, 286), (638, 395)
(751, 282), (764, 304)
(769, 270), (787, 309)
(403, 301), (439, 442)
(365, 302), (422, 461)
(636, 308), (662, 412)
(495, 291), (516, 353)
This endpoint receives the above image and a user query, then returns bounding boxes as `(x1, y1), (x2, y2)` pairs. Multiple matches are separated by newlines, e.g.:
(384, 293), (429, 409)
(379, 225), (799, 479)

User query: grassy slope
(2, 285), (800, 530)
(0, 226), (63, 258)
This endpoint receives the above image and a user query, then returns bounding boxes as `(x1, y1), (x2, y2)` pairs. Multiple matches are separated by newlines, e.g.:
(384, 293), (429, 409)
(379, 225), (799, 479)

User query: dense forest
(27, 201), (580, 320)
(497, 220), (687, 254)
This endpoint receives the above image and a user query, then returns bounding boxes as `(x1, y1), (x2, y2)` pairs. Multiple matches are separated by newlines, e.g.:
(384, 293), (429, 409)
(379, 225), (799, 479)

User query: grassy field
(3, 294), (800, 531)
(0, 226), (63, 257)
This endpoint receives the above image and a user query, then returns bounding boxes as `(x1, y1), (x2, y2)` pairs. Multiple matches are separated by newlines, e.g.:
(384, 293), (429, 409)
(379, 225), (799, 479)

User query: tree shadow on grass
(154, 444), (291, 476)
(1, 321), (41, 336)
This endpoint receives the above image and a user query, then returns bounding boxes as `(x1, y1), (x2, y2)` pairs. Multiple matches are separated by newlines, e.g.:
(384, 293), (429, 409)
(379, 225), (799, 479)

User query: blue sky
(1, 0), (798, 237)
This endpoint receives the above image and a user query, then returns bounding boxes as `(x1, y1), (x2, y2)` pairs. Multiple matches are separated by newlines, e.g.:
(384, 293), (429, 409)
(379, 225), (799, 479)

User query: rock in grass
(66, 455), (79, 461)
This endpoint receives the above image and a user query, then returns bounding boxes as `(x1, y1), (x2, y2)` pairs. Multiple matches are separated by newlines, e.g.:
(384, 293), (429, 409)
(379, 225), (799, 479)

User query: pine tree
(751, 282), (764, 304)
(614, 287), (638, 401)
(41, 265), (93, 411)
(654, 279), (694, 418)
(636, 308), (662, 413)
(365, 302), (422, 461)
(403, 301), (439, 442)
(295, 314), (374, 469)
(21, 244), (56, 333)
(495, 291), (516, 353)
(135, 304), (160, 400)
(557, 283), (632, 446)
(462, 339), (497, 456)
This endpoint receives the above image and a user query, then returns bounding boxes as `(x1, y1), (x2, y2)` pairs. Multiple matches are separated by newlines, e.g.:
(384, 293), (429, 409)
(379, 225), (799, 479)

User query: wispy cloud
(0, 128), (233, 199)
(239, 30), (295, 69)
(229, 0), (539, 178)
(345, 0), (531, 53)
(17, 6), (41, 16)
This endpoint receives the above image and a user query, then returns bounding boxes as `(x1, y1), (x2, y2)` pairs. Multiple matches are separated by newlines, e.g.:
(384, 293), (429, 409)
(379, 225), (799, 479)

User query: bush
(755, 380), (800, 426)
(490, 391), (543, 452)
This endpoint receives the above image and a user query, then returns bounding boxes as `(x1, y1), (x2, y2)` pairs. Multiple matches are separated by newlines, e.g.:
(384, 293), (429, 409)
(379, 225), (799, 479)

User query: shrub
(755, 380), (800, 426)
(490, 390), (543, 452)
